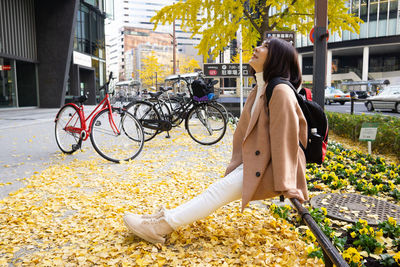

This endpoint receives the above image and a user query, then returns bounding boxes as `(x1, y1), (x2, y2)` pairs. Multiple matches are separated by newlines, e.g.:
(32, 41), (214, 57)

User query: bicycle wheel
(156, 102), (171, 121)
(213, 102), (229, 121)
(126, 101), (160, 142)
(55, 105), (83, 154)
(90, 108), (144, 163)
(185, 103), (227, 145)
(166, 98), (185, 126)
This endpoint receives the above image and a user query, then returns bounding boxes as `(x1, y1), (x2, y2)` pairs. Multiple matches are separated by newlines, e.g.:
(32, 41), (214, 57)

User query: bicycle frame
(55, 92), (120, 141)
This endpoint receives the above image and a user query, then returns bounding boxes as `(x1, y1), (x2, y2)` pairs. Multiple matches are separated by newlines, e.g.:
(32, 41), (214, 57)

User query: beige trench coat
(224, 83), (308, 211)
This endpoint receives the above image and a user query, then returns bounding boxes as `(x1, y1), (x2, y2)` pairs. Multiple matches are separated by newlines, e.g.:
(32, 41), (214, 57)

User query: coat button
(256, 172), (261, 177)
(255, 150), (260, 155)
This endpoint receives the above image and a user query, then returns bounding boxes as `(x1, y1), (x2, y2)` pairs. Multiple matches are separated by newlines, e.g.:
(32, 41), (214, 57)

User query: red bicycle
(54, 72), (144, 163)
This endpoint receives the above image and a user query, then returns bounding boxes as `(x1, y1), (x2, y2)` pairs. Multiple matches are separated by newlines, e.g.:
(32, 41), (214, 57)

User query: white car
(324, 87), (351, 105)
(365, 86), (400, 113)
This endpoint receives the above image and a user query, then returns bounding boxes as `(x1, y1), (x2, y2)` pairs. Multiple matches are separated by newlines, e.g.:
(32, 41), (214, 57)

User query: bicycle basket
(192, 79), (214, 102)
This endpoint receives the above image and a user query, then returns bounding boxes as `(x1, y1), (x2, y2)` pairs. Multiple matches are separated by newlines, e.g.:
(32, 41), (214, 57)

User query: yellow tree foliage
(177, 55), (201, 74)
(151, 0), (362, 60)
(139, 51), (169, 89)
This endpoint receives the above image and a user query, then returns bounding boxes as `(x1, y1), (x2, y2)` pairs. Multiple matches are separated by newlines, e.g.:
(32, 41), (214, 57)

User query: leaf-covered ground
(0, 127), (321, 266)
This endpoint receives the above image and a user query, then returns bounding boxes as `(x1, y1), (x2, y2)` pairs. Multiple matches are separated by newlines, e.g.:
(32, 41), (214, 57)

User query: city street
(324, 101), (400, 118)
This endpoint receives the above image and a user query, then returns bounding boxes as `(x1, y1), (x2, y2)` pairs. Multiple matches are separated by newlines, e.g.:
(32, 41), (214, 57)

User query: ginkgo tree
(139, 51), (169, 89)
(177, 55), (201, 74)
(151, 0), (362, 60)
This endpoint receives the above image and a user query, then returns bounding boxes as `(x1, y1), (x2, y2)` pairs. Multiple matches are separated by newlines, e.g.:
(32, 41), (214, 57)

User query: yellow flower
(394, 251), (400, 264)
(330, 232), (335, 238)
(270, 203), (277, 212)
(374, 247), (383, 254)
(324, 218), (331, 225)
(389, 181), (395, 190)
(322, 174), (328, 180)
(306, 229), (316, 242)
(350, 232), (357, 238)
(352, 254), (361, 263)
(388, 217), (397, 226)
(306, 246), (314, 254)
(358, 219), (368, 227)
(343, 247), (363, 264)
(321, 207), (327, 216)
(359, 228), (369, 235)
(369, 227), (374, 236)
(376, 229), (383, 237)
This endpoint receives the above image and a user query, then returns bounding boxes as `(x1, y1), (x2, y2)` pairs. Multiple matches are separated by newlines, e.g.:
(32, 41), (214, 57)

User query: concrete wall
(35, 0), (79, 108)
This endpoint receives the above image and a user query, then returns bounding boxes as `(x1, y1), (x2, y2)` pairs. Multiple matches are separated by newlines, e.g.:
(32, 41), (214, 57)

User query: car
(353, 90), (370, 99)
(364, 86), (400, 113)
(324, 87), (351, 105)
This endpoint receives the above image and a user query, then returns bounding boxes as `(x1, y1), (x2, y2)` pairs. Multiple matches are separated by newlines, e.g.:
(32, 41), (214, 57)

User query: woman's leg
(123, 164), (243, 244)
(164, 164), (243, 229)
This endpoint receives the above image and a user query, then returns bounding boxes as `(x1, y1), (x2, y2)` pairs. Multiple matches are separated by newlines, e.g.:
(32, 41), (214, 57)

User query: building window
(74, 3), (105, 58)
(388, 0), (398, 35)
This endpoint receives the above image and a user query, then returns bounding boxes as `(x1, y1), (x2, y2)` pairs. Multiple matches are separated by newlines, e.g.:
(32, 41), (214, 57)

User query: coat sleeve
(269, 84), (305, 202)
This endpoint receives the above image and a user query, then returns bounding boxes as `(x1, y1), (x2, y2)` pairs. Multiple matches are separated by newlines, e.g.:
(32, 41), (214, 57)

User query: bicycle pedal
(72, 144), (80, 150)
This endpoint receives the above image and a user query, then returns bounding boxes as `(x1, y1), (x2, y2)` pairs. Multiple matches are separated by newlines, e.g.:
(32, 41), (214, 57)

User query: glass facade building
(68, 0), (107, 103)
(0, 0), (110, 108)
(297, 0), (400, 87)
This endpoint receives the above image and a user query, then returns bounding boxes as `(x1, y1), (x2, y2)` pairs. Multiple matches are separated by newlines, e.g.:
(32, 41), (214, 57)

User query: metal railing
(290, 198), (349, 267)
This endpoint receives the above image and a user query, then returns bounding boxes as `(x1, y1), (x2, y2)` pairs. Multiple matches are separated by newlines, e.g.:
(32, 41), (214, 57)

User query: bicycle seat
(177, 93), (186, 97)
(159, 86), (173, 92)
(72, 95), (88, 104)
(149, 91), (163, 98)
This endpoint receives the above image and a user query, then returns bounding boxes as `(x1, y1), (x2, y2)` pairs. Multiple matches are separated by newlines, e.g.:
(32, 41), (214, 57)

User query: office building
(296, 0), (400, 87)
(0, 0), (110, 108)
(105, 0), (202, 82)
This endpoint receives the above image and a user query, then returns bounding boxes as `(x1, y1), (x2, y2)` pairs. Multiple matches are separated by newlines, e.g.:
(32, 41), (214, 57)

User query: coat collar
(244, 83), (268, 141)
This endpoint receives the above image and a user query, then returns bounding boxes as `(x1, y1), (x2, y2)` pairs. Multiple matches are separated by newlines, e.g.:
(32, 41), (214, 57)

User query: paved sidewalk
(0, 109), (319, 266)
(0, 107), (97, 198)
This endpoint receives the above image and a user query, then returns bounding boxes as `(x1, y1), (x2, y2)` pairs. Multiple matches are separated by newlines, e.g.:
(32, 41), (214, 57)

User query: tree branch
(261, 4), (271, 33)
(270, 12), (313, 17)
(240, 0), (261, 34)
(270, 0), (298, 30)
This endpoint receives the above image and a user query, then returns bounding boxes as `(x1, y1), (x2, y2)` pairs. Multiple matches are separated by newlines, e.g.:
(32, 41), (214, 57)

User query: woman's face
(249, 41), (269, 73)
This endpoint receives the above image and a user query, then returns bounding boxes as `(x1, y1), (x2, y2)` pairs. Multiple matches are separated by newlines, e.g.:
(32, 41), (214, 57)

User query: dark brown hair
(251, 37), (302, 89)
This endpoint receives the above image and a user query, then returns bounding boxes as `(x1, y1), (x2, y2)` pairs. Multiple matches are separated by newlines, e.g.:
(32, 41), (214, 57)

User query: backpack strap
(299, 87), (313, 101)
(265, 77), (306, 153)
(265, 77), (296, 107)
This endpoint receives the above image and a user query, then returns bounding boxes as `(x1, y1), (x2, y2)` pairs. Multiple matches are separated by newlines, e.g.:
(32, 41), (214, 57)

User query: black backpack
(265, 77), (328, 164)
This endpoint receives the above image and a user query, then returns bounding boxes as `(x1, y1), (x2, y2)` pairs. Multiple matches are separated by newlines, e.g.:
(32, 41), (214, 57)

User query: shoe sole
(123, 216), (164, 244)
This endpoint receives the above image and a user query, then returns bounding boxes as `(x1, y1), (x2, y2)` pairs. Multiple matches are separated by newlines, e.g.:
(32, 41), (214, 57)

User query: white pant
(165, 164), (243, 229)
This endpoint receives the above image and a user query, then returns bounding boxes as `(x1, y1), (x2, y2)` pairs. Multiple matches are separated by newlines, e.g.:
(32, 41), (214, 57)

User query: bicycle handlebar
(98, 71), (115, 95)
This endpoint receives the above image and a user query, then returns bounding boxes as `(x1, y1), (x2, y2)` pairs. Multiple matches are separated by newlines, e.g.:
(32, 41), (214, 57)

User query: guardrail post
(290, 198), (349, 267)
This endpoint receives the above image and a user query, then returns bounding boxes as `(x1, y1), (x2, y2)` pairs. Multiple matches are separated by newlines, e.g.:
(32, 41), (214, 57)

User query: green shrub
(326, 112), (400, 158)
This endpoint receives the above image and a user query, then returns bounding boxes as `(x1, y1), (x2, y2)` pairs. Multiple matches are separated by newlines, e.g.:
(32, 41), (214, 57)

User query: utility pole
(155, 72), (158, 89)
(312, 0), (328, 108)
(172, 20), (176, 74)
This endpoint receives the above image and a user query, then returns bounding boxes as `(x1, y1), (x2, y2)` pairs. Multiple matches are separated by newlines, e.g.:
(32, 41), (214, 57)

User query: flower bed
(268, 141), (400, 266)
(326, 111), (400, 158)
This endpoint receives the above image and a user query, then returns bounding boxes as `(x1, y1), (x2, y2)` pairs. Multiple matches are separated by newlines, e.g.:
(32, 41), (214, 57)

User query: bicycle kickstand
(165, 131), (171, 138)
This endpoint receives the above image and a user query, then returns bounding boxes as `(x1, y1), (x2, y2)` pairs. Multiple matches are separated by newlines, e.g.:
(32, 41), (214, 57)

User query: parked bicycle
(54, 72), (145, 163)
(126, 73), (227, 145)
